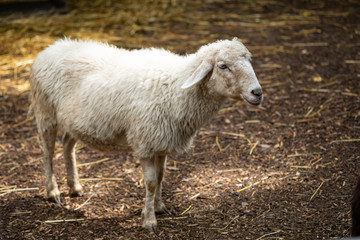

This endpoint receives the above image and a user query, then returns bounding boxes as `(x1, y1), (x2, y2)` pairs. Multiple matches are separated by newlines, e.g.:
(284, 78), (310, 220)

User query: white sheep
(29, 38), (263, 231)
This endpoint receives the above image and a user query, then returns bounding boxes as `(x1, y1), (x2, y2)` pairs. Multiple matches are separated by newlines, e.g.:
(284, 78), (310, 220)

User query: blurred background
(0, 0), (359, 239)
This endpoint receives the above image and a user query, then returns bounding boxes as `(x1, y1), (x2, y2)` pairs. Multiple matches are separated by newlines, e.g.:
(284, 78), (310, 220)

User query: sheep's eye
(219, 63), (228, 69)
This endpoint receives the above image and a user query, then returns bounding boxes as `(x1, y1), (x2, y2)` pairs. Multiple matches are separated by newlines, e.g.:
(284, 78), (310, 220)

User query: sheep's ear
(181, 61), (213, 89)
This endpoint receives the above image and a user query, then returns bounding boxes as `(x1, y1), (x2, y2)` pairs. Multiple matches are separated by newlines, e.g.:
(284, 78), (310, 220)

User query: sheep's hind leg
(39, 124), (60, 203)
(62, 132), (83, 197)
(140, 156), (158, 232)
(154, 155), (168, 214)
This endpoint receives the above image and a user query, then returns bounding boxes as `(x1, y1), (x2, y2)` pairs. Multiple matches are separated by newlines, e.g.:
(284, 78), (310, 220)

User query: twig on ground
(45, 219), (85, 223)
(0, 185), (17, 191)
(237, 181), (260, 192)
(180, 205), (192, 215)
(0, 187), (39, 196)
(331, 139), (360, 144)
(77, 157), (113, 167)
(221, 131), (246, 138)
(311, 158), (323, 166)
(291, 165), (311, 169)
(80, 177), (123, 181)
(295, 118), (319, 123)
(217, 168), (242, 173)
(12, 117), (31, 128)
(287, 154), (306, 157)
(75, 193), (95, 210)
(249, 141), (259, 155)
(310, 179), (325, 201)
(216, 136), (223, 151)
(344, 60), (360, 64)
(157, 216), (188, 221)
(208, 215), (239, 230)
(245, 120), (261, 124)
(189, 193), (200, 200)
(255, 230), (282, 240)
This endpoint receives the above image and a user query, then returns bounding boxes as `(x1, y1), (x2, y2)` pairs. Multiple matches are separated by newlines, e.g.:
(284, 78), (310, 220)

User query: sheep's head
(182, 38), (263, 105)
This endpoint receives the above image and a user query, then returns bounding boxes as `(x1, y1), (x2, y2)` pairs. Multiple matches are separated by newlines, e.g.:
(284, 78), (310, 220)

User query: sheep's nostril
(251, 88), (263, 97)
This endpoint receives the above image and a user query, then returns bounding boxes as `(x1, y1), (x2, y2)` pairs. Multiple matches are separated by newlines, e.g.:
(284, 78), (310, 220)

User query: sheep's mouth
(243, 96), (262, 106)
(232, 95), (261, 105)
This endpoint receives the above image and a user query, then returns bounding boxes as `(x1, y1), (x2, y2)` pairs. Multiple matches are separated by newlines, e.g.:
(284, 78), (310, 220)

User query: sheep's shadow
(1, 195), (85, 224)
(0, 195), (142, 238)
(0, 194), (190, 239)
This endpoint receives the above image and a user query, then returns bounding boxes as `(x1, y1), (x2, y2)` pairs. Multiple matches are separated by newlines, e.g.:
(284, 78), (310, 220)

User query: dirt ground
(0, 0), (359, 239)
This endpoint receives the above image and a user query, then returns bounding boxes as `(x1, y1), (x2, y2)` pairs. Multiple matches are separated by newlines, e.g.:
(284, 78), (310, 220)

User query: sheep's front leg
(62, 133), (83, 197)
(140, 157), (157, 232)
(154, 155), (168, 213)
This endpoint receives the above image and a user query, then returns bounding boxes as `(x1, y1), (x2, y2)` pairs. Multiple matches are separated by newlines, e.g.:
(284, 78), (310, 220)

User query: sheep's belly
(74, 131), (133, 153)
(84, 141), (133, 152)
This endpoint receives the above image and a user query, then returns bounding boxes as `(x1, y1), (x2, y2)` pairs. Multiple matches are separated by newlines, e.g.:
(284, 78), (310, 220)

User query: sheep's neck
(175, 85), (226, 136)
(172, 56), (226, 133)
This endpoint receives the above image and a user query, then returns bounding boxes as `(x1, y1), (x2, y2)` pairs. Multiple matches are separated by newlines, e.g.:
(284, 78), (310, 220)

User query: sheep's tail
(27, 101), (34, 118)
(27, 71), (35, 119)
(27, 87), (35, 119)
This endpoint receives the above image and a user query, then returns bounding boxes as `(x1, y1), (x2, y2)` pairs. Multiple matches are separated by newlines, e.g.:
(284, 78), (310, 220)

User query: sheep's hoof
(142, 219), (157, 232)
(155, 203), (169, 214)
(48, 189), (62, 204)
(69, 184), (83, 197)
(48, 195), (62, 205)
(70, 192), (83, 198)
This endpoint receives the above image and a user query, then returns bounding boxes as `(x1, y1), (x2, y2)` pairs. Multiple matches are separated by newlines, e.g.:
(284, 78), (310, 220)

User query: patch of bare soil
(0, 0), (359, 239)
